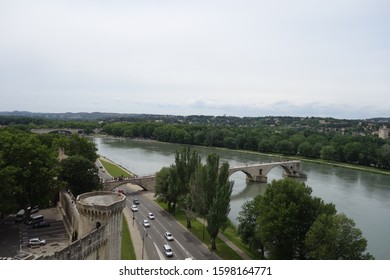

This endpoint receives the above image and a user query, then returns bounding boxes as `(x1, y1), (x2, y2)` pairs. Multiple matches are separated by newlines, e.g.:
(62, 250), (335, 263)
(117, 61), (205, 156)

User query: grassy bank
(99, 157), (133, 178)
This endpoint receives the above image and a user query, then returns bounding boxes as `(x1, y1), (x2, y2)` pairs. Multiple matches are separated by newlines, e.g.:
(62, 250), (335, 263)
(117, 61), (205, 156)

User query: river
(93, 137), (390, 259)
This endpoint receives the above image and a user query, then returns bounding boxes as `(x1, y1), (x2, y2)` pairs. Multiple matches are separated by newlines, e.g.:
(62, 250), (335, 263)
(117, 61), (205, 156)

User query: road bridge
(104, 175), (157, 192)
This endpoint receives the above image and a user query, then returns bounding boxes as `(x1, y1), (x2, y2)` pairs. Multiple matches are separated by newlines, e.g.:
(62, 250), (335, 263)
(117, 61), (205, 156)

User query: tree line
(0, 127), (101, 218)
(101, 122), (390, 169)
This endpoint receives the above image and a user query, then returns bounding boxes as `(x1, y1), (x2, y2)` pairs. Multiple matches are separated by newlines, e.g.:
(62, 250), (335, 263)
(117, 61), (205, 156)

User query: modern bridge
(103, 160), (306, 192)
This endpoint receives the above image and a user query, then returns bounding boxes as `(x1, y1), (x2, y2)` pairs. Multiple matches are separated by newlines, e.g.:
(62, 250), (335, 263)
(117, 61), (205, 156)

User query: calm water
(93, 137), (390, 259)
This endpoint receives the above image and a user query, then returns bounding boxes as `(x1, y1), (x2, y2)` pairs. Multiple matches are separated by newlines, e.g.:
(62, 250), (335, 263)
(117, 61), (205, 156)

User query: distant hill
(0, 110), (389, 123)
(0, 111), (137, 120)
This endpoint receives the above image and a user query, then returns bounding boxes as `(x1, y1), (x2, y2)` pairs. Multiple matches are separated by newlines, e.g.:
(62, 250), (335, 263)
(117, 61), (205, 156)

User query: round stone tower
(76, 191), (126, 260)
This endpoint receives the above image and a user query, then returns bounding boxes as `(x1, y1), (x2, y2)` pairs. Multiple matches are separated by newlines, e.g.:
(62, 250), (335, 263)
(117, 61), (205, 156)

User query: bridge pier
(283, 171), (307, 179)
(249, 175), (268, 183)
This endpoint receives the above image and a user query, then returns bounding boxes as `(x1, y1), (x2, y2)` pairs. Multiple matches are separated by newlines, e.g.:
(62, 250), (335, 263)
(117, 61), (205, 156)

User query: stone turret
(76, 191), (126, 260)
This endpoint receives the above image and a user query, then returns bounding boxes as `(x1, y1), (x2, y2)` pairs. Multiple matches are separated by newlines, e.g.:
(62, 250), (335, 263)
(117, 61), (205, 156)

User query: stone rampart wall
(58, 190), (80, 239)
(38, 225), (107, 260)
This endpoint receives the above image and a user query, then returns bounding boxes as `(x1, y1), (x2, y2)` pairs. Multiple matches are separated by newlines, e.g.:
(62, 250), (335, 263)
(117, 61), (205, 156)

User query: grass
(156, 201), (243, 260)
(99, 157), (132, 178)
(121, 216), (136, 260)
(222, 223), (259, 259)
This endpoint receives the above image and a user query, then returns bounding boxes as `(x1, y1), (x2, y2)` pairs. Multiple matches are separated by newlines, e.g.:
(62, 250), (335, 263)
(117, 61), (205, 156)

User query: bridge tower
(76, 191), (126, 260)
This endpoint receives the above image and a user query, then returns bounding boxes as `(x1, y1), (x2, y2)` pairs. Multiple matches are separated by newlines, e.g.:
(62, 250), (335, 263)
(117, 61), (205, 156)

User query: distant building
(379, 126), (389, 140)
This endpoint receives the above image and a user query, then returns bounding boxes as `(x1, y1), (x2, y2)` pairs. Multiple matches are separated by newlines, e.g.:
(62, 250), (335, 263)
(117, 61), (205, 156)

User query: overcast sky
(0, 0), (389, 119)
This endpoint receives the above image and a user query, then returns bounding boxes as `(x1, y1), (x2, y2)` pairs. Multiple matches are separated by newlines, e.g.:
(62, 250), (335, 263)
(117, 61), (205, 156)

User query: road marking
(154, 242), (165, 260)
(175, 239), (193, 259)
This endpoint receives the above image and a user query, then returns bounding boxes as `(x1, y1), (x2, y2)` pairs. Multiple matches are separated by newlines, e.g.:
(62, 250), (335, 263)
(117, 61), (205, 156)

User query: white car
(164, 232), (174, 241)
(163, 244), (173, 257)
(28, 238), (46, 247)
(142, 219), (150, 227)
(131, 205), (138, 212)
(147, 213), (155, 220)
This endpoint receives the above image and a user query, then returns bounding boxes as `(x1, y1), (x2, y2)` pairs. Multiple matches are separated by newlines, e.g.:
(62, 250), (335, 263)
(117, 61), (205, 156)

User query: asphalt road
(124, 189), (219, 260)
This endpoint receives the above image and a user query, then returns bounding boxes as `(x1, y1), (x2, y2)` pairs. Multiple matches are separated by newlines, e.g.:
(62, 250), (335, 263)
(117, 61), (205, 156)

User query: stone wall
(38, 226), (107, 260)
(58, 190), (80, 240)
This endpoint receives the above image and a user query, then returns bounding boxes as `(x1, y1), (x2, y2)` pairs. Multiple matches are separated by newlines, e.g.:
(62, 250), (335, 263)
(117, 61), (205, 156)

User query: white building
(379, 126), (389, 140)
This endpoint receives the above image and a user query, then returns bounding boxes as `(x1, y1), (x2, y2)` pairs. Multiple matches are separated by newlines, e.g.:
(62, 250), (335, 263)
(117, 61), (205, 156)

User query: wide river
(93, 137), (390, 259)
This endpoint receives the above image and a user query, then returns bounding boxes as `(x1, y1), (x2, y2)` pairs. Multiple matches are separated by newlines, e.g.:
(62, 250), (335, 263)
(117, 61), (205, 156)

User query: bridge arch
(228, 161), (306, 183)
(228, 169), (255, 182)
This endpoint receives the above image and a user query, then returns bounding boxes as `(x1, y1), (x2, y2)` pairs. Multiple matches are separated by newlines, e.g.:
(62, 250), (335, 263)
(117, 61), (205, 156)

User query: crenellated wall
(76, 191), (126, 260)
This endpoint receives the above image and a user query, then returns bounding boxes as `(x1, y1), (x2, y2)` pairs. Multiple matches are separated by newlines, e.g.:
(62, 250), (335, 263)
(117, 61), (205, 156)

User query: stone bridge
(31, 128), (83, 135)
(104, 175), (157, 192)
(228, 160), (306, 183)
(104, 160), (306, 191)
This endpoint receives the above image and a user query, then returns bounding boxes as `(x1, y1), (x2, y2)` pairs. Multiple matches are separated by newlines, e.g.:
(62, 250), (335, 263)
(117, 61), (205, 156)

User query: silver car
(164, 231), (174, 241)
(142, 219), (150, 227)
(163, 244), (173, 257)
(28, 238), (46, 247)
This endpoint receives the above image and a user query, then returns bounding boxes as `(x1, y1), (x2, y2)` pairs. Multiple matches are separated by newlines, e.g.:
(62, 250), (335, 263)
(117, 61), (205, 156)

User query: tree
(58, 155), (101, 197)
(174, 146), (200, 228)
(276, 140), (294, 155)
(305, 213), (374, 259)
(256, 179), (336, 259)
(237, 195), (264, 258)
(297, 142), (313, 157)
(320, 145), (337, 161)
(65, 134), (98, 162)
(0, 131), (59, 210)
(206, 161), (233, 250)
(343, 142), (364, 163)
(154, 146), (200, 221)
(155, 166), (178, 213)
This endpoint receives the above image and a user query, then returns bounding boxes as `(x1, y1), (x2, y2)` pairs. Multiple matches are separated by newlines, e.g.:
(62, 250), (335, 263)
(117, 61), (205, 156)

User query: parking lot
(0, 207), (69, 258)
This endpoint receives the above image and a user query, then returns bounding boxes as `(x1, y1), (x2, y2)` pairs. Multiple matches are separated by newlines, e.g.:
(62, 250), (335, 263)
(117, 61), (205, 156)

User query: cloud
(0, 1), (389, 118)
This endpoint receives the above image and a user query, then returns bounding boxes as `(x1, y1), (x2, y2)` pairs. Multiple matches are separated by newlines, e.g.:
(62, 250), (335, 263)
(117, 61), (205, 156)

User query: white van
(26, 214), (44, 225)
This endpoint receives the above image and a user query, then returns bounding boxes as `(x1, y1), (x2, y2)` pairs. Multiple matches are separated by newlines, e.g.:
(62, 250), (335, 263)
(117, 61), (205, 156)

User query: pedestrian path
(123, 206), (148, 260)
(196, 217), (251, 260)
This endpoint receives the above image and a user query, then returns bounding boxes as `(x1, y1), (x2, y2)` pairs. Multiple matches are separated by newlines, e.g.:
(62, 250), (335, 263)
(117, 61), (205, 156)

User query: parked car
(164, 232), (174, 241)
(147, 213), (155, 220)
(162, 244), (173, 257)
(32, 221), (50, 229)
(25, 214), (44, 225)
(15, 209), (26, 223)
(28, 238), (46, 247)
(131, 205), (138, 212)
(142, 219), (150, 227)
(27, 205), (39, 214)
